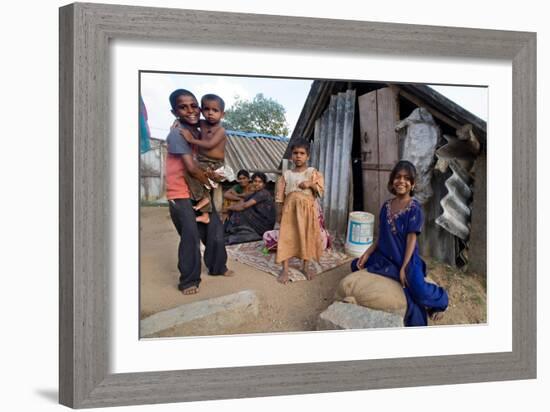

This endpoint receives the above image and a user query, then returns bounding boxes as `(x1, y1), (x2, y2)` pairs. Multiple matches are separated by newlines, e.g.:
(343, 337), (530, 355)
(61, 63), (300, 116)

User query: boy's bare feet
(193, 197), (210, 211)
(209, 269), (235, 277)
(181, 285), (199, 295)
(196, 213), (210, 224)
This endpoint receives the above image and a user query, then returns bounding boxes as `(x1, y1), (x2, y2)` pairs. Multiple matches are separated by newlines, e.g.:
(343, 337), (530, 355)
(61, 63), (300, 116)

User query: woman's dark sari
(224, 189), (276, 245)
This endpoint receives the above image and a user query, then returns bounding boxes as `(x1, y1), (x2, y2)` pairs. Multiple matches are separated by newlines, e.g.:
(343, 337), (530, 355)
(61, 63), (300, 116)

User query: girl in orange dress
(276, 138), (325, 283)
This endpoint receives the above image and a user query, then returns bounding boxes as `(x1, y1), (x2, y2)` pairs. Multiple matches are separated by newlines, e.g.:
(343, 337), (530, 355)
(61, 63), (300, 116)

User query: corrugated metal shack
(285, 81), (487, 274)
(140, 130), (289, 201)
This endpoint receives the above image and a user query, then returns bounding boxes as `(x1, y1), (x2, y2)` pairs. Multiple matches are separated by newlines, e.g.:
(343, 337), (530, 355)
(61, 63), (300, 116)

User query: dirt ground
(140, 206), (487, 337)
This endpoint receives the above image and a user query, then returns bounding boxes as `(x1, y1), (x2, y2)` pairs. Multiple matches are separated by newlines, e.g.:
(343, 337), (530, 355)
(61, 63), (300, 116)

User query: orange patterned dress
(275, 167), (324, 263)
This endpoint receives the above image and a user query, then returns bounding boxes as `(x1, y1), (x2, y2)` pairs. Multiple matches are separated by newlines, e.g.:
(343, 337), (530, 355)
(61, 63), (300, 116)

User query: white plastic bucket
(345, 211), (374, 257)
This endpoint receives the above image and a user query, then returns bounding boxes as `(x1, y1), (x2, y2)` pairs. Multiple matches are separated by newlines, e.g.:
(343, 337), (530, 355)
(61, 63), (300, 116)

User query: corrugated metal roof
(225, 130), (289, 182)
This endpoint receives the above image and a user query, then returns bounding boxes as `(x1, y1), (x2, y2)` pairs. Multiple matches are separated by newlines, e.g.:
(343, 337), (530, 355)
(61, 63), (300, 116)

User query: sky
(140, 72), (487, 140)
(140, 72), (312, 139)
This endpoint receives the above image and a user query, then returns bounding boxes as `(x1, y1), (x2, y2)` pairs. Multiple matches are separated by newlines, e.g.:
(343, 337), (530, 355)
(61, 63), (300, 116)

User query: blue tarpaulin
(139, 95), (152, 154)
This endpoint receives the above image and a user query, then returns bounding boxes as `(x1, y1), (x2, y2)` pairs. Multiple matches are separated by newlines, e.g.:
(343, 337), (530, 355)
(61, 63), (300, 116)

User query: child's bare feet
(302, 261), (315, 280)
(193, 197), (210, 211)
(277, 269), (289, 284)
(196, 213), (210, 224)
(278, 261), (290, 284)
(181, 285), (199, 295)
(429, 310), (445, 322)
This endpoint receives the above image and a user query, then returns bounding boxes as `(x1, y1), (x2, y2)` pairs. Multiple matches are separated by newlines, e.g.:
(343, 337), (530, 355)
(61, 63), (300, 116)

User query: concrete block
(317, 302), (403, 330)
(141, 290), (259, 337)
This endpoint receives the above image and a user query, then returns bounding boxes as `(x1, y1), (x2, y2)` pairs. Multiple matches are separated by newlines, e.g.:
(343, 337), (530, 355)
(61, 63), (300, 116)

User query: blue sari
(351, 198), (448, 326)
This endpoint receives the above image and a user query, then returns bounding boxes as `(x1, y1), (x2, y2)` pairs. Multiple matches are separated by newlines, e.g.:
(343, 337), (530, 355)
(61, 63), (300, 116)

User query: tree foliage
(223, 93), (290, 137)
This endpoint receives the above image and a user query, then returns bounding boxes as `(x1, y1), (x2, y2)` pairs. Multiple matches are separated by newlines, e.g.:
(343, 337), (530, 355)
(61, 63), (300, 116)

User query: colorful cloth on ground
(226, 240), (351, 282)
(139, 95), (151, 154)
(351, 198), (448, 327)
(274, 168), (325, 263)
(224, 189), (276, 244)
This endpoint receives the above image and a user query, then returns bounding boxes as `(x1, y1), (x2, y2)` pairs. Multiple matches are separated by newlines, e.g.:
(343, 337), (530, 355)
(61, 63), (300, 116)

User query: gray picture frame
(59, 2), (536, 408)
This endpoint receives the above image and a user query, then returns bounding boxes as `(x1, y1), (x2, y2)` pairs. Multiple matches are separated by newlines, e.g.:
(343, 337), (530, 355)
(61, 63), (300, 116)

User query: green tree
(223, 93), (290, 136)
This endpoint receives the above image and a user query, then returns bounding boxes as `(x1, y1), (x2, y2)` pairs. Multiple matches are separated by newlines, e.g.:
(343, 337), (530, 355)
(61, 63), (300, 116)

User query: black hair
(201, 94), (225, 111)
(290, 138), (311, 155)
(251, 172), (268, 185)
(237, 169), (250, 179)
(169, 89), (197, 110)
(388, 160), (417, 196)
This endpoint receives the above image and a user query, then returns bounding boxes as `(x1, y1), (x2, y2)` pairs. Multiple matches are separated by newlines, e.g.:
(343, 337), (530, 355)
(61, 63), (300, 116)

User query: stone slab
(317, 301), (403, 330)
(141, 290), (259, 337)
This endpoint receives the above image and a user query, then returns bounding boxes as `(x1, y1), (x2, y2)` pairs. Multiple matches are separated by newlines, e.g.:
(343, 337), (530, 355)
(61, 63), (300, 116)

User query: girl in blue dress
(351, 160), (448, 326)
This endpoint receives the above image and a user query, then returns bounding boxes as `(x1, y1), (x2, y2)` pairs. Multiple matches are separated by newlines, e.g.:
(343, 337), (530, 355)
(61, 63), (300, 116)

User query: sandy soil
(140, 206), (486, 337)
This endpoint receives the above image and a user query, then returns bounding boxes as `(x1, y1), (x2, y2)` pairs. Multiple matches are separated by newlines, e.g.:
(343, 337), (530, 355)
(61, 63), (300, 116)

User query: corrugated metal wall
(311, 90), (356, 240)
(435, 160), (473, 240)
(140, 140), (166, 201)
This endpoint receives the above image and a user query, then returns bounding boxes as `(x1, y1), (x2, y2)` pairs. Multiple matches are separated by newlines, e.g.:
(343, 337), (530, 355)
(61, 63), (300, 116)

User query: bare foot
(196, 213), (210, 224)
(193, 197), (210, 211)
(277, 270), (289, 284)
(302, 261), (315, 281)
(430, 311), (445, 322)
(181, 285), (199, 295)
(210, 269), (235, 276)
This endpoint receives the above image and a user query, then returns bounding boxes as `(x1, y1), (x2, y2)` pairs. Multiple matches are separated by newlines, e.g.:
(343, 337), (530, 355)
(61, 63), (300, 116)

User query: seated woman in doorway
(222, 169), (253, 219)
(224, 172), (276, 245)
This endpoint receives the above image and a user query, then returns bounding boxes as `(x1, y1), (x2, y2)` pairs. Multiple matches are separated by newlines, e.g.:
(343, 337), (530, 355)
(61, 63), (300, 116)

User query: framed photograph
(138, 70), (488, 339)
(59, 2), (536, 408)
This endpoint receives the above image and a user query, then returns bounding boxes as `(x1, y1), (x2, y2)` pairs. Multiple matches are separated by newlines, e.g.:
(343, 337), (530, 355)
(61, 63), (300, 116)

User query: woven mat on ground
(225, 240), (353, 282)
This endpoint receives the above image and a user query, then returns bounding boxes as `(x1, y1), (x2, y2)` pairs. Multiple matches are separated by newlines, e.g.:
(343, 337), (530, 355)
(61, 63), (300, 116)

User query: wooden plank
(362, 169), (380, 217)
(377, 87), (400, 168)
(379, 170), (392, 211)
(358, 91), (379, 167)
